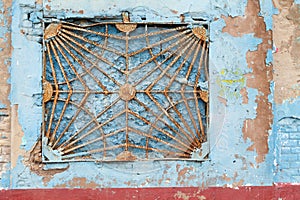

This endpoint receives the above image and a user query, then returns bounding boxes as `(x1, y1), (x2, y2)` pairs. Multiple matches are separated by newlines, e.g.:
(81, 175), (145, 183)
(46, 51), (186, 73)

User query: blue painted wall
(0, 0), (300, 188)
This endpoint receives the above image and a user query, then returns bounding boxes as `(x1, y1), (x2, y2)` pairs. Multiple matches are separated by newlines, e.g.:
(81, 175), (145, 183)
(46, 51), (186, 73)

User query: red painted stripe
(1, 184), (300, 200)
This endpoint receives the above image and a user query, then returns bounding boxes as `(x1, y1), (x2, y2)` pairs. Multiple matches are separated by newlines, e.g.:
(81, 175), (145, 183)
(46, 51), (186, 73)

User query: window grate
(42, 21), (209, 162)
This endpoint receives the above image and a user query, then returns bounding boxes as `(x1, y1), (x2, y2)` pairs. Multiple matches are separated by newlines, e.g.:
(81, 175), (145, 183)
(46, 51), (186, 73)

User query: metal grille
(42, 20), (209, 162)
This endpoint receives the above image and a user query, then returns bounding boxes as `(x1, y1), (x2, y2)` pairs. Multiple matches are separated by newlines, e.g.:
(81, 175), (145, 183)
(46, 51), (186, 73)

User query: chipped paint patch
(2, 0), (286, 189)
(174, 190), (206, 200)
(0, 0), (12, 188)
(223, 0), (273, 163)
(55, 177), (99, 188)
(273, 0), (300, 103)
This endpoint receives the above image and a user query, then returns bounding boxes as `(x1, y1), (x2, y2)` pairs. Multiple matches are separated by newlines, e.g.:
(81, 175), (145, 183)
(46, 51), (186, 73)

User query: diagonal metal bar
(128, 29), (192, 57)
(45, 43), (60, 139)
(129, 32), (194, 75)
(48, 41), (73, 146)
(163, 37), (200, 145)
(57, 34), (109, 92)
(128, 109), (193, 151)
(61, 110), (126, 153)
(52, 92), (90, 149)
(127, 143), (190, 158)
(62, 128), (125, 155)
(57, 97), (121, 150)
(57, 35), (122, 86)
(43, 22), (209, 161)
(133, 98), (191, 146)
(193, 41), (207, 141)
(133, 33), (195, 87)
(62, 23), (126, 41)
(128, 127), (189, 154)
(61, 25), (125, 55)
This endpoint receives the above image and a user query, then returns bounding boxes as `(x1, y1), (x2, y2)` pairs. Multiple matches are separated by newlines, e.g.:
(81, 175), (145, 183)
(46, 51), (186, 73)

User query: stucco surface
(0, 0), (299, 189)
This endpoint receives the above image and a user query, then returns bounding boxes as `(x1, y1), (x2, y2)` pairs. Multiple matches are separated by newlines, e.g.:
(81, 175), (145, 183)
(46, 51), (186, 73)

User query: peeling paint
(174, 190), (206, 200)
(273, 0), (300, 103)
(0, 0), (12, 188)
(1, 0), (299, 190)
(223, 0), (273, 163)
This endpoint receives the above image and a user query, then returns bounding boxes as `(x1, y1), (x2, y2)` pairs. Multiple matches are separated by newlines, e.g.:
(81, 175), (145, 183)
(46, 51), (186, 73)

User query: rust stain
(46, 5), (51, 10)
(78, 10), (84, 14)
(223, 0), (273, 163)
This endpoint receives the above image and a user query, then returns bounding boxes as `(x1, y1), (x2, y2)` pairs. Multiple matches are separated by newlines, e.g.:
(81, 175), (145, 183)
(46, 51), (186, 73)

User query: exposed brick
(0, 116), (10, 131)
(0, 131), (11, 140)
(290, 132), (300, 139)
(0, 146), (11, 155)
(291, 176), (300, 181)
(279, 162), (290, 169)
(279, 132), (289, 139)
(282, 169), (300, 176)
(290, 162), (300, 168)
(283, 125), (298, 133)
(291, 147), (300, 153)
(0, 155), (10, 162)
(281, 147), (291, 154)
(0, 139), (10, 146)
(282, 139), (299, 147)
(0, 162), (9, 172)
(280, 154), (299, 162)
(281, 147), (291, 153)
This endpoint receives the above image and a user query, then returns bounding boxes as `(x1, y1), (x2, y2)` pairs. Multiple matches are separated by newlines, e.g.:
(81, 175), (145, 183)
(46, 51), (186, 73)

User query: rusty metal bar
(43, 22), (209, 162)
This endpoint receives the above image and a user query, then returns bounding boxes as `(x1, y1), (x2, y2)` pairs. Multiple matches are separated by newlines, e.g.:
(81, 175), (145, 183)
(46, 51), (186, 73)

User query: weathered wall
(0, 0), (299, 189)
(0, 0), (12, 188)
(273, 0), (300, 183)
(273, 0), (300, 104)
